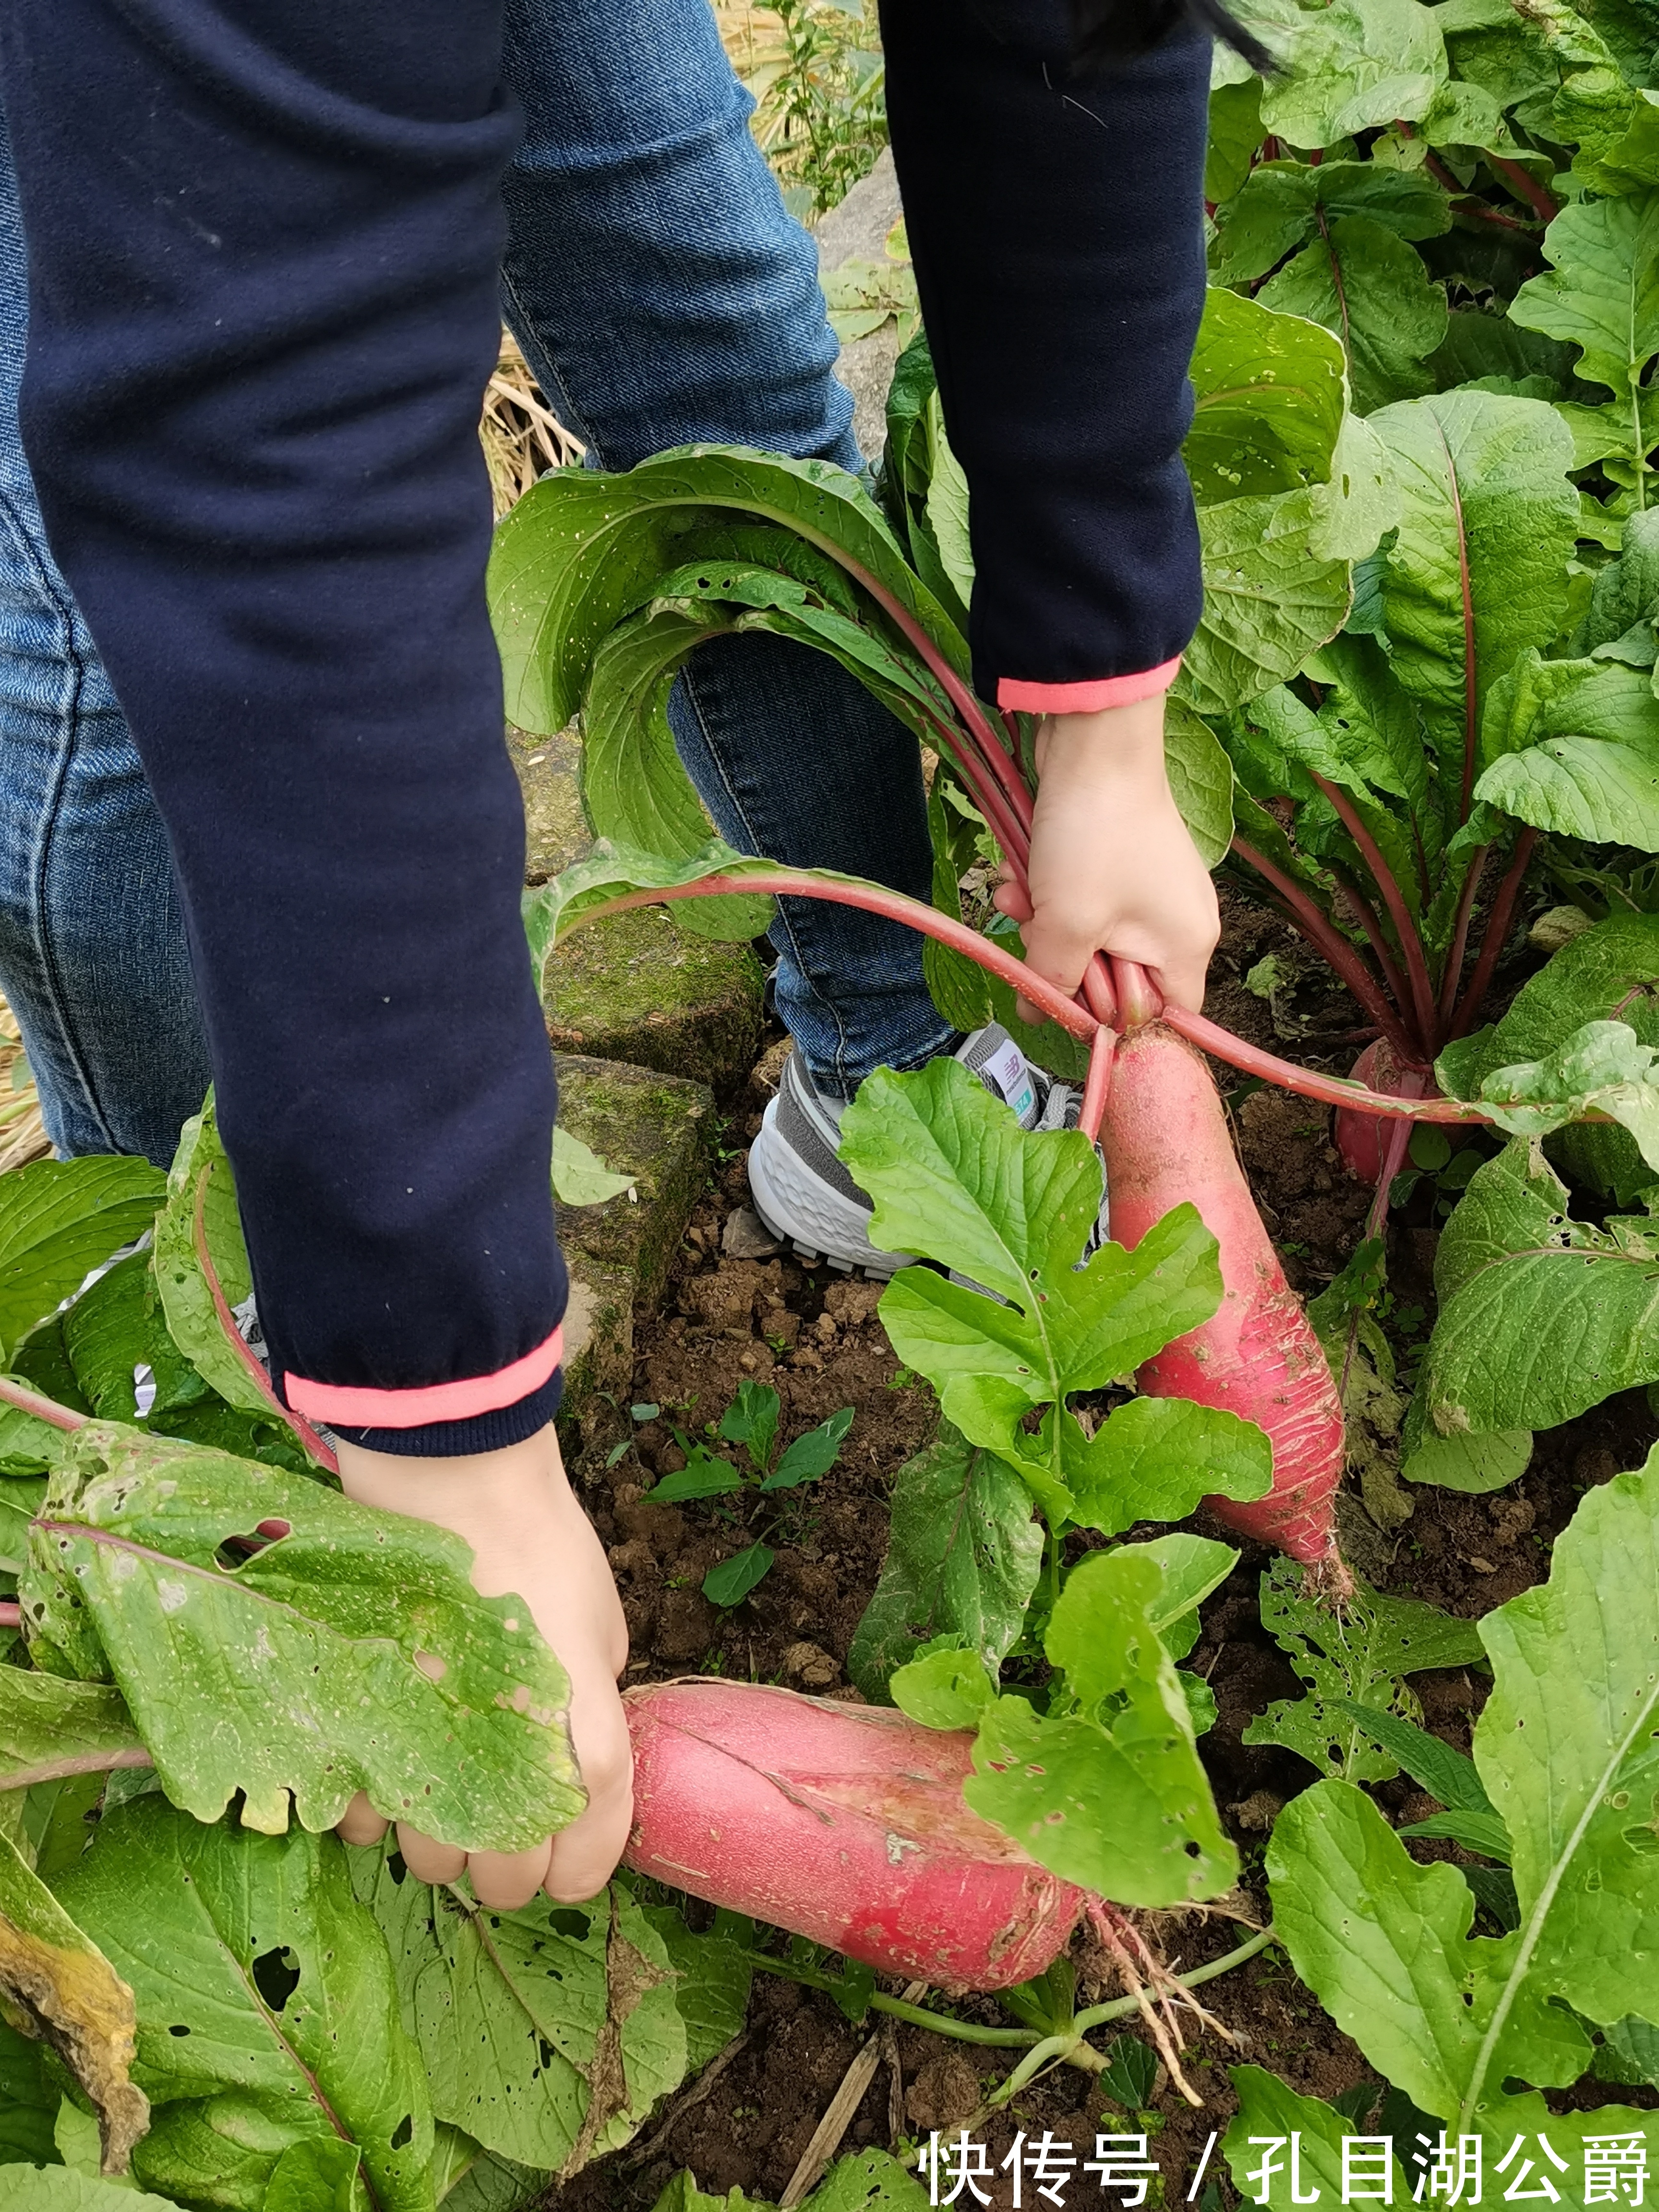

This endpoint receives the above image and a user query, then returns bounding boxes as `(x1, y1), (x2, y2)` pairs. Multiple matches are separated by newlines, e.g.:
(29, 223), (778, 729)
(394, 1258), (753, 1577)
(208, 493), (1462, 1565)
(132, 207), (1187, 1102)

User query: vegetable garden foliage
(0, 1046), (1365, 2201)
(490, 228), (1659, 1471)
(0, 1121), (769, 2206)
(1196, 0), (1659, 1466)
(1229, 1447), (1659, 2179)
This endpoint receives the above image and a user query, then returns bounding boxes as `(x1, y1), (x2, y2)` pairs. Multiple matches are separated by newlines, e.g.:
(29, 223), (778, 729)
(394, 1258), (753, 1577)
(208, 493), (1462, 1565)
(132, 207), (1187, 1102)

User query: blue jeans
(0, 0), (948, 1170)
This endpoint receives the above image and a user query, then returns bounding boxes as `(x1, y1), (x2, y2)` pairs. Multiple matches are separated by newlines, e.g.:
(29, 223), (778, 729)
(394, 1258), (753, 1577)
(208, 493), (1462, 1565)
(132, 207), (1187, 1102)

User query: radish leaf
(639, 1901), (753, 2075)
(1472, 1019), (1659, 1167)
(889, 1641), (997, 1731)
(0, 1667), (142, 1794)
(56, 1799), (433, 2208)
(489, 446), (962, 742)
(1438, 910), (1659, 1207)
(847, 1423), (1043, 1698)
(1509, 195), (1659, 415)
(1260, 216), (1449, 414)
(1241, 0), (1447, 146)
(962, 1543), (1237, 1904)
(1224, 2065), (1409, 2205)
(1266, 1451), (1659, 2136)
(1421, 1140), (1659, 1433)
(353, 1848), (686, 2176)
(1368, 391), (1579, 785)
(0, 1156), (165, 1368)
(1244, 1557), (1486, 1783)
(841, 1059), (1267, 1535)
(1209, 160), (1450, 290)
(0, 1824), (148, 2175)
(20, 1424), (583, 1850)
(1330, 1698), (1503, 1830)
(1185, 287), (1349, 502)
(1477, 736), (1659, 847)
(149, 1103), (264, 1420)
(0, 2171), (181, 2209)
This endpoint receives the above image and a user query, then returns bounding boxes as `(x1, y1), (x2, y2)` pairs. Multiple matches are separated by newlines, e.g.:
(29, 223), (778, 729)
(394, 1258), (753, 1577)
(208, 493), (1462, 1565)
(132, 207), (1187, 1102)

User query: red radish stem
(577, 875), (1495, 1123)
(622, 1677), (1085, 1993)
(1098, 1017), (1351, 1591)
(1078, 1022), (1115, 1144)
(1310, 773), (1439, 1044)
(193, 1166), (339, 1476)
(0, 1374), (86, 1432)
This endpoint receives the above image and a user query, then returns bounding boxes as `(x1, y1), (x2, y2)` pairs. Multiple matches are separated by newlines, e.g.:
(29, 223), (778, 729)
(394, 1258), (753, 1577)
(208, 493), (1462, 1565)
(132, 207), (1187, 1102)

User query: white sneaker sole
(746, 1094), (915, 1278)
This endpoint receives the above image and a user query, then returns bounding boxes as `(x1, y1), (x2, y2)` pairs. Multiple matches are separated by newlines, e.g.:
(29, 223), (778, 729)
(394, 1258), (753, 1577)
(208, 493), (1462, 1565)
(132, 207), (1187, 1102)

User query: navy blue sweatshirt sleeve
(0, 0), (566, 1454)
(878, 0), (1212, 713)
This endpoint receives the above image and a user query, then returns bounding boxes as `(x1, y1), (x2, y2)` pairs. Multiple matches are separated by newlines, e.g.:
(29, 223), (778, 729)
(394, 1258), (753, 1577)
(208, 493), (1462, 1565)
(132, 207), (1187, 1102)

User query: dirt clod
(905, 2051), (982, 2133)
(782, 1640), (841, 1688)
(654, 1588), (716, 1663)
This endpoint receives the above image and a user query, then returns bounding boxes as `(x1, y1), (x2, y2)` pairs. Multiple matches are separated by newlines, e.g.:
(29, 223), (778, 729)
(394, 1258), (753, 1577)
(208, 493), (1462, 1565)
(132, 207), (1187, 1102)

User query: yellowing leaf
(0, 1827), (147, 2175)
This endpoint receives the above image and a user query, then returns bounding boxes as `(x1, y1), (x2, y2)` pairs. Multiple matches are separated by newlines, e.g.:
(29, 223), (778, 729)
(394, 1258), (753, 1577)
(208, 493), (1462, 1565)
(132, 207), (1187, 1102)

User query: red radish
(1333, 1039), (1430, 1186)
(622, 1678), (1084, 1992)
(1098, 1023), (1350, 1591)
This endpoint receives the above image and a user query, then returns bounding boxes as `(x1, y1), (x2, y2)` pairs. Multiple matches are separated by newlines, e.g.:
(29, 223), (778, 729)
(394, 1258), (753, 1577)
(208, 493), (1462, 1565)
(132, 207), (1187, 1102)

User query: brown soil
(549, 898), (1659, 2212)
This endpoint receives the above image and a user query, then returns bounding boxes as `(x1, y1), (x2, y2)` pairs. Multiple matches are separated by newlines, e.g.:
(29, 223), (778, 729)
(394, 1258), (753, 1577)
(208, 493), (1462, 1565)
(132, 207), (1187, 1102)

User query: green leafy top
(0, 1156), (165, 1368)
(56, 1798), (435, 2211)
(1267, 1445), (1659, 2135)
(845, 1061), (1274, 1530)
(839, 1058), (1271, 1534)
(20, 1422), (584, 1850)
(1244, 1556), (1487, 1784)
(891, 1537), (1240, 1907)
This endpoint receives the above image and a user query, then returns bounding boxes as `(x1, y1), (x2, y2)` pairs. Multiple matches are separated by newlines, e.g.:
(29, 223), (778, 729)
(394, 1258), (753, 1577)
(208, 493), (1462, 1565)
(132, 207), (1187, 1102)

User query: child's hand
(993, 695), (1219, 1019)
(333, 1424), (632, 1908)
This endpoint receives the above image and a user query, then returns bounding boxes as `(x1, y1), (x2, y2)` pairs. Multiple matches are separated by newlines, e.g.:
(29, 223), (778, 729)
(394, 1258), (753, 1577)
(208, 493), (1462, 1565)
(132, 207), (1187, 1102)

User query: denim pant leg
(499, 0), (953, 1098)
(0, 98), (209, 1165)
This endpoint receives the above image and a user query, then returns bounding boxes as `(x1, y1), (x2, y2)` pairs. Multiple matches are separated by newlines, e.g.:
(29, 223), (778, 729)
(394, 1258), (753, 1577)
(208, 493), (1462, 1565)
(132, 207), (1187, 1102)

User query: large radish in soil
(1099, 1023), (1349, 1586)
(1333, 1038), (1429, 1186)
(622, 1678), (1084, 1992)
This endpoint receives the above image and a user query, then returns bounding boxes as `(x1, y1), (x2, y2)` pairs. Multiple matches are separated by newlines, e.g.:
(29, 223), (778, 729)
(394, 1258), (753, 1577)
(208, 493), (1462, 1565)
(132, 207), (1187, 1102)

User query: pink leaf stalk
(192, 1168), (339, 1476)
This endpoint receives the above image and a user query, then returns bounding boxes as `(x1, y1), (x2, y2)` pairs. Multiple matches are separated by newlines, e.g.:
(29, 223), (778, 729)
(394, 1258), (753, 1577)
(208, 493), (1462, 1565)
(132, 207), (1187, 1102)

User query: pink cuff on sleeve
(284, 1323), (565, 1428)
(997, 658), (1182, 714)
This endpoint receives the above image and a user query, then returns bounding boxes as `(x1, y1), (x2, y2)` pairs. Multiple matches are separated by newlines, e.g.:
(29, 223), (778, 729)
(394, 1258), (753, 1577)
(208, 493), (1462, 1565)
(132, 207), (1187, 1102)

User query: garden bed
(551, 888), (1659, 2212)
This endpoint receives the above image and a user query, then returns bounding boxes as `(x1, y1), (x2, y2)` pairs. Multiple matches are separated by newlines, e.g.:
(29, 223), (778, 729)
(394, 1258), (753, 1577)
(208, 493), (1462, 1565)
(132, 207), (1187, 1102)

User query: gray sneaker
(745, 1024), (1106, 1277)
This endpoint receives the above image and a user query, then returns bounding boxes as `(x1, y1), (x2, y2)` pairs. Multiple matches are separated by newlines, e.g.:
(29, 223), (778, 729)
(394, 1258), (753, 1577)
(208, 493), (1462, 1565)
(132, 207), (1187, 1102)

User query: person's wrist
(335, 1426), (564, 1524)
(1037, 697), (1170, 791)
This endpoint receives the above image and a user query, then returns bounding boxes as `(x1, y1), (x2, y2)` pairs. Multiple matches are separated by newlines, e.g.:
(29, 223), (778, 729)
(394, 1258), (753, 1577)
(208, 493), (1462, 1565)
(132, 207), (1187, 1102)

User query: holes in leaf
(387, 1851), (408, 1885)
(214, 1519), (290, 1571)
(168, 2024), (191, 2037)
(1185, 1840), (1202, 1858)
(548, 1908), (589, 1938)
(391, 2115), (413, 2149)
(251, 1946), (302, 2013)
